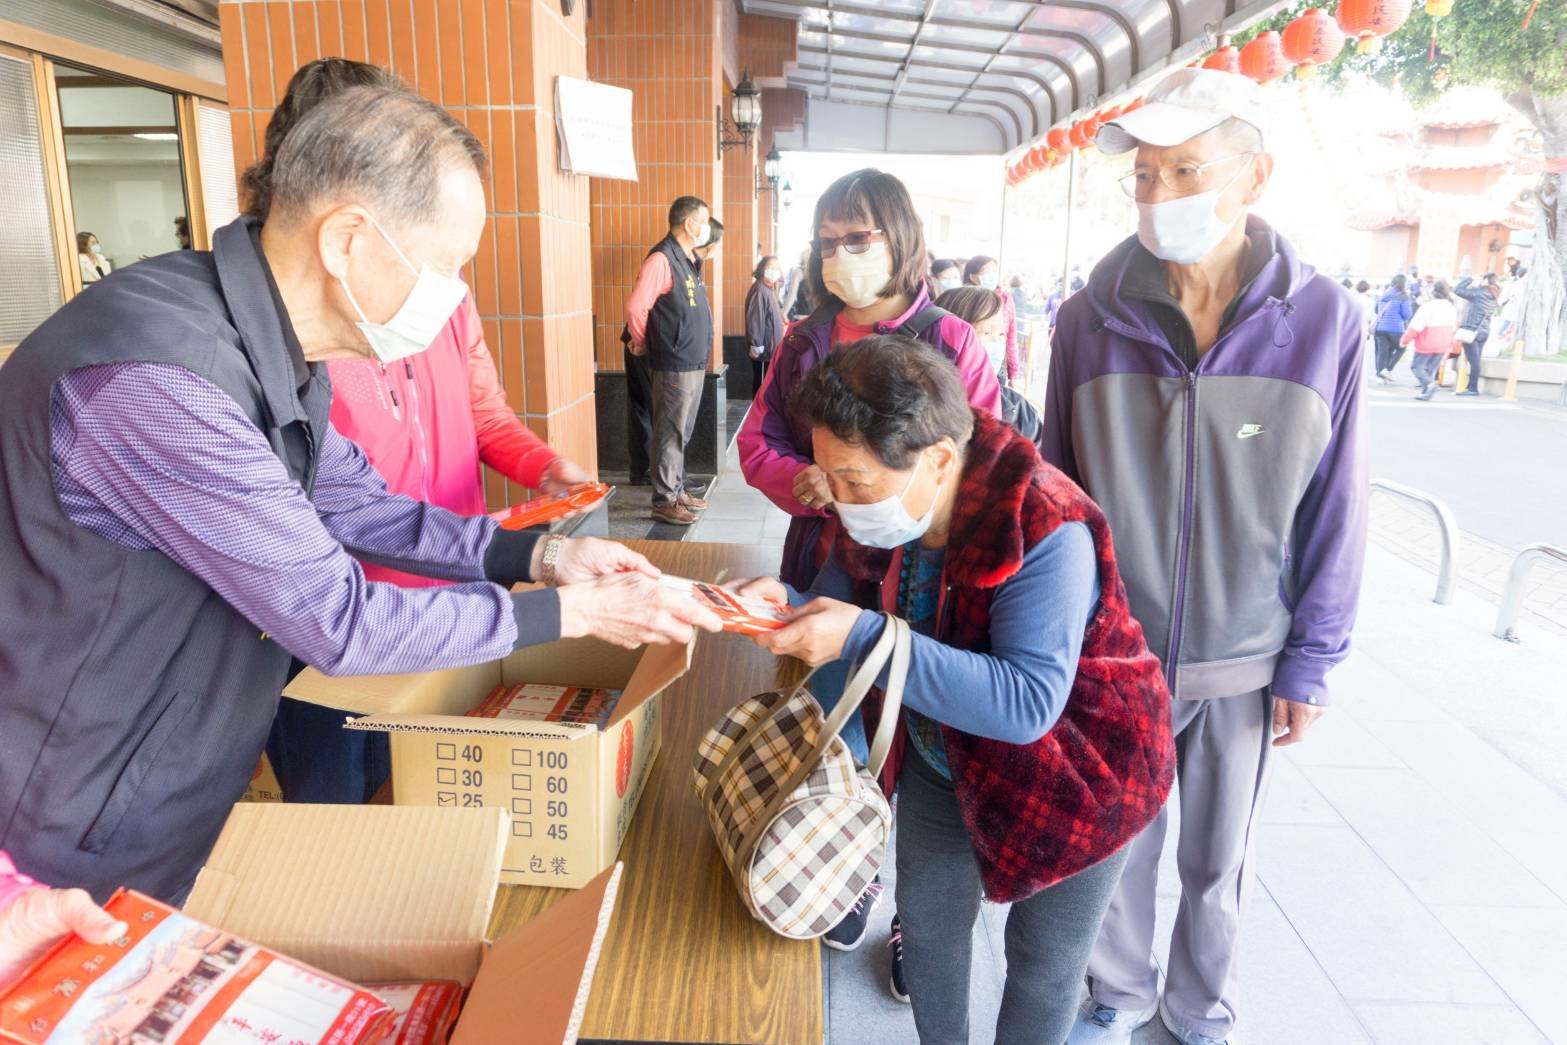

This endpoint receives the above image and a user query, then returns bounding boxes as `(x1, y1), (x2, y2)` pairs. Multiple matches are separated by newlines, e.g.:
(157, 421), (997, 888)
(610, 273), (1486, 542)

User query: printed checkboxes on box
(436, 743), (457, 761)
(512, 774), (532, 791)
(436, 792), (457, 807)
(511, 749), (532, 767)
(512, 821), (532, 838)
(436, 767), (457, 785)
(512, 798), (532, 816)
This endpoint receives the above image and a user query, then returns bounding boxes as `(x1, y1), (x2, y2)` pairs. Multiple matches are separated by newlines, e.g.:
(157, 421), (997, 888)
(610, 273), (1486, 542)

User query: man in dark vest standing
(0, 85), (719, 905)
(625, 196), (715, 526)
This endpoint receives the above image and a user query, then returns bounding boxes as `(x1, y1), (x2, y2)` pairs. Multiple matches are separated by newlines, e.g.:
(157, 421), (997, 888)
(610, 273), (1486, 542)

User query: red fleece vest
(841, 412), (1176, 903)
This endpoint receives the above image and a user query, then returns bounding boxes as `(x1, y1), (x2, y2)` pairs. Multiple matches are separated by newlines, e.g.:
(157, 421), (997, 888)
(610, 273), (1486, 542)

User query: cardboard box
(283, 636), (692, 889)
(239, 752), (285, 803)
(183, 803), (623, 1045)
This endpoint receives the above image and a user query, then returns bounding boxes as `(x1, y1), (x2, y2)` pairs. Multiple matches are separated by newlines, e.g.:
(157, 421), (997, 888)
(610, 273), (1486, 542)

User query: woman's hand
(557, 572), (723, 648)
(541, 537), (659, 586)
(728, 576), (791, 606)
(539, 457), (594, 494)
(0, 887), (127, 986)
(754, 596), (864, 667)
(791, 465), (833, 512)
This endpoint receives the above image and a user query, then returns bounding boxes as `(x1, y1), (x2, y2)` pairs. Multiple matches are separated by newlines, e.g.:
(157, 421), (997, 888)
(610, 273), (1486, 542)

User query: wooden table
(489, 541), (823, 1045)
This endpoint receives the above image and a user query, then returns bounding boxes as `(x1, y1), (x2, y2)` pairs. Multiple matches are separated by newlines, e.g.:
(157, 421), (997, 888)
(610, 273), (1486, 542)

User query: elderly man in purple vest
(1049, 70), (1368, 1045)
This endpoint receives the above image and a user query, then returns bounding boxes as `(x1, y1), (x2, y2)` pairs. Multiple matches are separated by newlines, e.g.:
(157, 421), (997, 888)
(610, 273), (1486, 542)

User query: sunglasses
(813, 228), (885, 259)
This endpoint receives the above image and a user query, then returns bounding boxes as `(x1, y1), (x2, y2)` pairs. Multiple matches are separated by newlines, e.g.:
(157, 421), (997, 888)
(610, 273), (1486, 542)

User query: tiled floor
(678, 419), (1567, 1045)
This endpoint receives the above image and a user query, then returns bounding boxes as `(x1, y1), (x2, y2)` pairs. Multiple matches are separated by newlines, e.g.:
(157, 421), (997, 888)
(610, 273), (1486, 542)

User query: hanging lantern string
(1520, 0), (1540, 30)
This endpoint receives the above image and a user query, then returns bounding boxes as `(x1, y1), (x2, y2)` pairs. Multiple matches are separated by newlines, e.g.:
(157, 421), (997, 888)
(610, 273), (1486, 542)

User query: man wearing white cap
(1046, 69), (1368, 1045)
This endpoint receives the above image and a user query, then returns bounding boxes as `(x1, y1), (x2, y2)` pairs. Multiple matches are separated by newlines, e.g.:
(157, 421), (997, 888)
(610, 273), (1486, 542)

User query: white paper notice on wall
(555, 75), (638, 181)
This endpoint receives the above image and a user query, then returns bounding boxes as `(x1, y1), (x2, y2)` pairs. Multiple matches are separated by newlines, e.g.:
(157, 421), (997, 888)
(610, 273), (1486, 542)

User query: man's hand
(557, 572), (722, 648)
(628, 341), (648, 357)
(538, 537), (659, 586)
(1271, 697), (1326, 747)
(539, 457), (594, 494)
(753, 596), (863, 666)
(0, 887), (127, 985)
(791, 465), (833, 512)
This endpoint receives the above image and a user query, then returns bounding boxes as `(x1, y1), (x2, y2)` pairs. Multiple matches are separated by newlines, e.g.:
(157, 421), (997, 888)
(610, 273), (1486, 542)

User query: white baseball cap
(1096, 68), (1265, 154)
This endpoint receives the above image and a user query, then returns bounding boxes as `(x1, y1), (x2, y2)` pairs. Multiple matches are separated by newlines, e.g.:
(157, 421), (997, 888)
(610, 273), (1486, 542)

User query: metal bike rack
(1370, 478), (1460, 605)
(1494, 543), (1567, 642)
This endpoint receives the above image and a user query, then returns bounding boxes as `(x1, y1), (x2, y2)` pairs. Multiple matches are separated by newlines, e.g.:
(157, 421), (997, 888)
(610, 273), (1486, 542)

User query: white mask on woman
(834, 454), (938, 549)
(823, 241), (892, 309)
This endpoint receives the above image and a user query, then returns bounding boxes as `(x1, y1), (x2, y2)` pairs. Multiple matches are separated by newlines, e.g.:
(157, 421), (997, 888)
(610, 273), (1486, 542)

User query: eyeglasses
(814, 228), (885, 259)
(1117, 153), (1255, 201)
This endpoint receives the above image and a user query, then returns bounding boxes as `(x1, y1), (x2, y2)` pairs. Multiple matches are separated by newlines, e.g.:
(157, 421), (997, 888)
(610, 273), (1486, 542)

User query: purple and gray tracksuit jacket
(1044, 217), (1367, 706)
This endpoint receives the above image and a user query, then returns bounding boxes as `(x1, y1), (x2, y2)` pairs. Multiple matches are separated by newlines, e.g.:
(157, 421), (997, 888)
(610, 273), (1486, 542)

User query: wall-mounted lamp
(718, 70), (762, 154)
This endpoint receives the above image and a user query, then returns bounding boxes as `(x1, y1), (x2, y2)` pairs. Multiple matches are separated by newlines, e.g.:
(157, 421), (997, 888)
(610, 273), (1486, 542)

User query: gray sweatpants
(1085, 690), (1276, 1041)
(649, 369), (704, 507)
(896, 749), (1131, 1045)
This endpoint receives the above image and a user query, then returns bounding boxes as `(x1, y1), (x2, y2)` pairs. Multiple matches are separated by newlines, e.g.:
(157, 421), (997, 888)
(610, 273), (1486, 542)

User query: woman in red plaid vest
(733, 335), (1175, 1044)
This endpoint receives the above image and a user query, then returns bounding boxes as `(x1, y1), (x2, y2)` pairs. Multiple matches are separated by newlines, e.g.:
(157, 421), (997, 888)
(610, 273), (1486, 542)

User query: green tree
(1240, 0), (1566, 350)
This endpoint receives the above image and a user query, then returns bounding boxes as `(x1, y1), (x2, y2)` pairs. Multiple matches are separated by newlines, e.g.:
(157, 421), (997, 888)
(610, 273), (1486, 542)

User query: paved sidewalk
(684, 447), (1567, 1045)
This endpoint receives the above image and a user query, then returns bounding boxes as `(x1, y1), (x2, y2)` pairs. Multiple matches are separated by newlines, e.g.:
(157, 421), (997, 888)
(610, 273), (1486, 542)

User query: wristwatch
(540, 534), (566, 587)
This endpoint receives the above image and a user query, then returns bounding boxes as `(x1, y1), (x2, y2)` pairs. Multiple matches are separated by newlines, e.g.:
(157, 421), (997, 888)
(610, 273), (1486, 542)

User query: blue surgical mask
(978, 272), (999, 291)
(936, 276), (961, 293)
(834, 455), (939, 550)
(338, 213), (468, 363)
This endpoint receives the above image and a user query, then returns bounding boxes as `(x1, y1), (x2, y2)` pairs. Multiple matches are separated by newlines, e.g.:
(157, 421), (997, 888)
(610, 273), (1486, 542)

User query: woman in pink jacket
(738, 169), (1001, 591)
(1401, 280), (1459, 402)
(248, 59), (591, 802)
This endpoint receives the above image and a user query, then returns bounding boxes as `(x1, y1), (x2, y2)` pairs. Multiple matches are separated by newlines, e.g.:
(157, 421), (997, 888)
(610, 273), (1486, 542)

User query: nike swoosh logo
(1237, 425), (1266, 439)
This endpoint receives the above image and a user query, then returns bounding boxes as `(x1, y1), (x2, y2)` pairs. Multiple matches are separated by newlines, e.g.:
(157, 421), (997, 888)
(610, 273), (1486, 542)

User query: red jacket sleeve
(1001, 291), (1020, 380)
(459, 297), (559, 488)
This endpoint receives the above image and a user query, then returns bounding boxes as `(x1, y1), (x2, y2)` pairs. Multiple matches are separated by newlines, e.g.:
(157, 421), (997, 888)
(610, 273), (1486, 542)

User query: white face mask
(90, 244), (104, 257)
(1136, 163), (1249, 265)
(978, 272), (999, 291)
(764, 268), (782, 283)
(693, 221), (712, 247)
(822, 241), (892, 309)
(936, 276), (961, 293)
(834, 454), (939, 550)
(981, 335), (1007, 371)
(338, 213), (468, 364)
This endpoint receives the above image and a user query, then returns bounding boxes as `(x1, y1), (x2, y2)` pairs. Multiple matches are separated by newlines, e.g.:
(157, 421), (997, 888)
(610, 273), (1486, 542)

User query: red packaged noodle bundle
(363, 982), (461, 1045)
(489, 482), (611, 532)
(0, 890), (392, 1044)
(466, 684), (621, 728)
(658, 576), (789, 636)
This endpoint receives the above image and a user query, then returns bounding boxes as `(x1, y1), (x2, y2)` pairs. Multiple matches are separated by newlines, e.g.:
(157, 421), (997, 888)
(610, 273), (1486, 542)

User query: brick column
(217, 0), (594, 508)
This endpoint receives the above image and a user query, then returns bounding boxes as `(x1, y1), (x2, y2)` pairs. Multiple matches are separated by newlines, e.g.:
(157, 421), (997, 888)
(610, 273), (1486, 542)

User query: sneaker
(650, 503), (699, 525)
(887, 914), (909, 1003)
(1417, 384), (1438, 401)
(1376, 368), (1392, 383)
(677, 491), (709, 511)
(1457, 389), (1480, 397)
(822, 879), (883, 952)
(1065, 997), (1157, 1044)
(1159, 997), (1234, 1045)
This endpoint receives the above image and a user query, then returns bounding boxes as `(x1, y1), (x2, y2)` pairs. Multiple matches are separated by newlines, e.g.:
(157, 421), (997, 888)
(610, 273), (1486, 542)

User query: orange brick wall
(217, 0), (595, 509)
(756, 87), (806, 260)
(720, 127), (758, 339)
(587, 0), (725, 373)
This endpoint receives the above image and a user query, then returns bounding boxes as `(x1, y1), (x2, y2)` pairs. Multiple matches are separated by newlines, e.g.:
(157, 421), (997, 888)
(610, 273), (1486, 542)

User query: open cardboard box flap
(185, 804), (623, 1044)
(283, 635), (694, 729)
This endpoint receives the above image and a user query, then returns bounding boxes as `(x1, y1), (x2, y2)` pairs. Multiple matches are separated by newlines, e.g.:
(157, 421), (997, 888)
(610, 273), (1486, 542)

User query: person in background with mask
(694, 217), (723, 269)
(0, 85), (721, 905)
(240, 58), (594, 805)
(929, 257), (962, 299)
(963, 256), (1019, 386)
(737, 167), (1000, 965)
(1049, 69), (1366, 1045)
(937, 285), (1045, 449)
(1400, 279), (1459, 401)
(746, 255), (786, 400)
(729, 337), (1173, 1042)
(782, 246), (812, 321)
(77, 232), (110, 285)
(625, 195), (716, 525)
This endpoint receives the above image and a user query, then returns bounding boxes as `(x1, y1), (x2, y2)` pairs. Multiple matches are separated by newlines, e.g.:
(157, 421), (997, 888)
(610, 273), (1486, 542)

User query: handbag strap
(731, 618), (911, 868)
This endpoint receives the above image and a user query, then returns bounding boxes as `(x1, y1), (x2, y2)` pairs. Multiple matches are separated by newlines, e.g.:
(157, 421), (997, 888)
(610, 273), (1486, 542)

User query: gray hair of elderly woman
(789, 335), (974, 470)
(267, 84), (486, 228)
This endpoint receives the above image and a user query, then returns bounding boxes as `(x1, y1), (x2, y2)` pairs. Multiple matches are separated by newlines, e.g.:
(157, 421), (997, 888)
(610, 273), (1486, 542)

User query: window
(55, 64), (193, 284)
(0, 51), (63, 346)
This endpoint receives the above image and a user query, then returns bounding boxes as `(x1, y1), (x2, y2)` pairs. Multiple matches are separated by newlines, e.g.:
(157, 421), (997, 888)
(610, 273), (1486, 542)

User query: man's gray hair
(269, 85), (486, 226)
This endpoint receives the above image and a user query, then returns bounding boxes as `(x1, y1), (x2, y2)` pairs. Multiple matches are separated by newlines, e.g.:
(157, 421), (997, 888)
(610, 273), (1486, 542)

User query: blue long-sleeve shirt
(794, 522), (1100, 750)
(1374, 289), (1414, 334)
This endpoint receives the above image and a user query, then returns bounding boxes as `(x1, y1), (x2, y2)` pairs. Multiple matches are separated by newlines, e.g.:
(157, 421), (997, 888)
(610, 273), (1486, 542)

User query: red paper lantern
(1338, 0), (1412, 54)
(1047, 127), (1070, 152)
(1239, 31), (1291, 83)
(1282, 8), (1346, 78)
(1123, 97), (1145, 114)
(1202, 46), (1242, 74)
(1080, 113), (1103, 147)
(1068, 121), (1089, 149)
(1026, 145), (1045, 169)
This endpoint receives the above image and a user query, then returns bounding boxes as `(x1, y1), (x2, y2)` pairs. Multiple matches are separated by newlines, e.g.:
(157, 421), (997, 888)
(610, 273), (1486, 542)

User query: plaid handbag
(692, 615), (910, 939)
